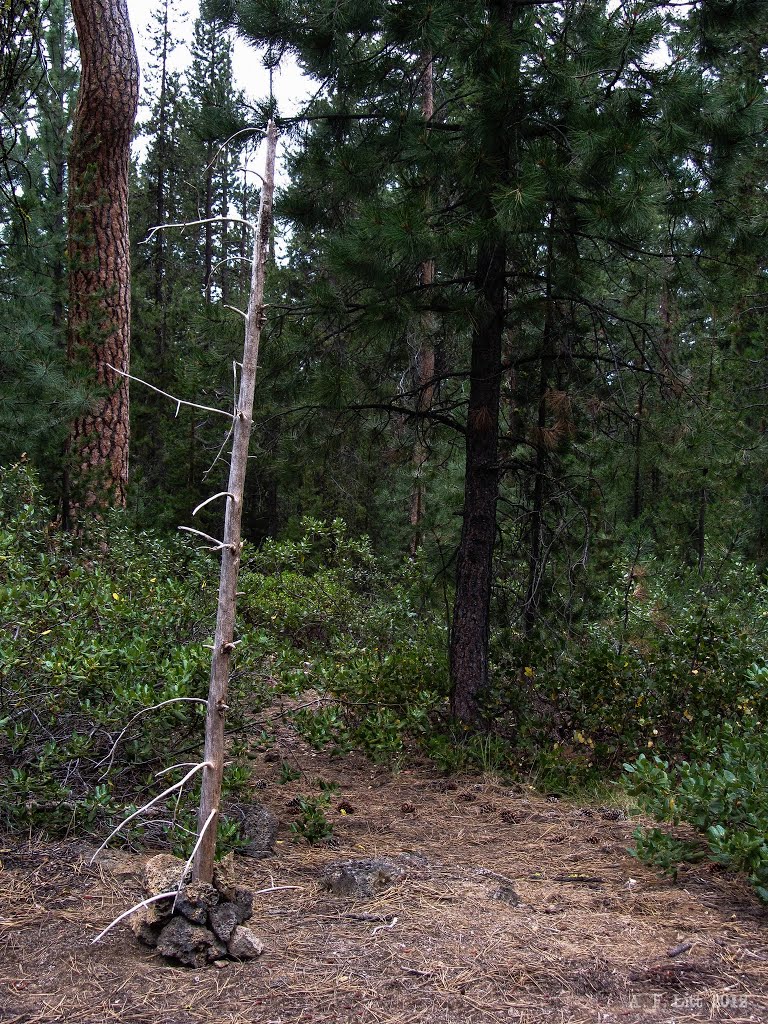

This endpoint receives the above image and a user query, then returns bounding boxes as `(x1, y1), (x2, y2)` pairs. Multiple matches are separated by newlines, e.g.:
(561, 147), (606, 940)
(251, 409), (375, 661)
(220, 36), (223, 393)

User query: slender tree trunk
(188, 419), (196, 488)
(696, 351), (715, 575)
(193, 122), (277, 884)
(409, 53), (435, 556)
(203, 139), (214, 302)
(449, 0), (515, 723)
(46, 8), (67, 340)
(524, 307), (554, 636)
(449, 232), (506, 722)
(239, 188), (248, 291)
(154, 0), (170, 357)
(631, 385), (644, 520)
(221, 155), (230, 306)
(524, 220), (556, 635)
(697, 476), (707, 576)
(66, 0), (138, 512)
(47, 10), (70, 520)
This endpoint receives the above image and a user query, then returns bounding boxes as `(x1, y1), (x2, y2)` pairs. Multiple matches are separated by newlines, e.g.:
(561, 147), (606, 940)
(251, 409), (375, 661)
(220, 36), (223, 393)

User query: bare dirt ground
(2, 730), (767, 1024)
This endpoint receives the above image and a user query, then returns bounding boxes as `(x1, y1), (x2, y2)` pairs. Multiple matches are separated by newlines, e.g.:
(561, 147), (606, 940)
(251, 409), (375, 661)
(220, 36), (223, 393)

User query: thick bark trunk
(449, 233), (506, 722)
(66, 0), (138, 511)
(448, 0), (516, 723)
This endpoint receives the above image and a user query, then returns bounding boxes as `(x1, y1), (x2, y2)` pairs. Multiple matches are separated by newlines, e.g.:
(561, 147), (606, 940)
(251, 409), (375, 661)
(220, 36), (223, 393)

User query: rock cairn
(130, 853), (264, 967)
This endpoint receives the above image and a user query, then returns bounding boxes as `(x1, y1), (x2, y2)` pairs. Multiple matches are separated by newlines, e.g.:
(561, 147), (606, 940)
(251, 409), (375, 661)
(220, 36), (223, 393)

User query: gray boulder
(320, 858), (406, 898)
(209, 901), (247, 943)
(156, 916), (224, 967)
(229, 801), (279, 858)
(227, 925), (264, 960)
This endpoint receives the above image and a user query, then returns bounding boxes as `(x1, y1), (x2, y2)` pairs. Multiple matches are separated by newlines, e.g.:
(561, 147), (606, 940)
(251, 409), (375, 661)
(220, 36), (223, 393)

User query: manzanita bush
(625, 704), (768, 903)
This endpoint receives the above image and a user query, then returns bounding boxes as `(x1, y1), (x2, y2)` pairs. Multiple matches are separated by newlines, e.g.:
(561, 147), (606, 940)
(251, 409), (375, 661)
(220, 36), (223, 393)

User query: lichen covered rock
(320, 858), (406, 898)
(143, 853), (188, 896)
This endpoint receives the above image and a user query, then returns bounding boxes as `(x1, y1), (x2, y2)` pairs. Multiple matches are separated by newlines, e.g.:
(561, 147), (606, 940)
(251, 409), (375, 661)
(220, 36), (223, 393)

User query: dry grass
(2, 738), (767, 1024)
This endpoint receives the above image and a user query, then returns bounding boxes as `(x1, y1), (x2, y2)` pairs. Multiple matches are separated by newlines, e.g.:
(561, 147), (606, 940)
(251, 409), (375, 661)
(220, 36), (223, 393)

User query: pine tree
(129, 1), (259, 527)
(0, 0), (83, 483)
(205, 0), (768, 720)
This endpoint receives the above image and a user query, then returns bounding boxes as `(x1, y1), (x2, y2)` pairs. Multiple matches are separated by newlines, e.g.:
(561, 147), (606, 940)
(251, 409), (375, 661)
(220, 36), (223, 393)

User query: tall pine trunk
(449, 232), (506, 721)
(449, 0), (516, 722)
(66, 0), (139, 514)
(203, 139), (214, 302)
(153, 0), (170, 357)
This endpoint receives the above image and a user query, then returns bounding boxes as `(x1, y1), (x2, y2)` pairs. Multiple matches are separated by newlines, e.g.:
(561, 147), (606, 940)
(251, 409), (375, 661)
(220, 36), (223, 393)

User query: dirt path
(2, 744), (767, 1024)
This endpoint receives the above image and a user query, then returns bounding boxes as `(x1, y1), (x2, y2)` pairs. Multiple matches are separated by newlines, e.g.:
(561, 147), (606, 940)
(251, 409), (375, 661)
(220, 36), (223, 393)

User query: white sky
(126, 0), (311, 113)
(125, 0), (313, 184)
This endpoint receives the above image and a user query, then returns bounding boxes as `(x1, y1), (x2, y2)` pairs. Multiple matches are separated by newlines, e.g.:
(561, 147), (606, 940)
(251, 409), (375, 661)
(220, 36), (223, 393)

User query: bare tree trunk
(66, 0), (138, 512)
(192, 121), (278, 884)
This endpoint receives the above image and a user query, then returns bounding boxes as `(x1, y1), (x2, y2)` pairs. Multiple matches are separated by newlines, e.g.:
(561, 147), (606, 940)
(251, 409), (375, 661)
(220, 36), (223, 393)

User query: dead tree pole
(192, 121), (278, 884)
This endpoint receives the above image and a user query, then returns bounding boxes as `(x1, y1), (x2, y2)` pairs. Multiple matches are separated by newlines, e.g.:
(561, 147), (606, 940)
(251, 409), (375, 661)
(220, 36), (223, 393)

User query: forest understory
(3, 711), (768, 1024)
(5, 4), (768, 1021)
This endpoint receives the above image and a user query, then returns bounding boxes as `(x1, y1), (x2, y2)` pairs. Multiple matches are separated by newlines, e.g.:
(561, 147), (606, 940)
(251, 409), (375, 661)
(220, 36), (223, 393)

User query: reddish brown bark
(66, 0), (138, 513)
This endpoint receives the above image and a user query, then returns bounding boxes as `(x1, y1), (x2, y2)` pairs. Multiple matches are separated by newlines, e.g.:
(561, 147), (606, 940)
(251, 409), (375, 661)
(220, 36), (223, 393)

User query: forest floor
(2, 712), (768, 1024)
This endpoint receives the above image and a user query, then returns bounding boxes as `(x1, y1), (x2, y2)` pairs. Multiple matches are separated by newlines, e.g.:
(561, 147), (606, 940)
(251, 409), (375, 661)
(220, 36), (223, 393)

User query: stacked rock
(130, 853), (264, 966)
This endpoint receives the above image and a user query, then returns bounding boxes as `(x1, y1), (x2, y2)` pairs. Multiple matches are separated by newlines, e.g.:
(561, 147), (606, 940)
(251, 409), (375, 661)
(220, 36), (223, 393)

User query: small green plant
(422, 731), (471, 774)
(279, 761), (301, 784)
(421, 728), (517, 778)
(290, 794), (333, 844)
(223, 762), (252, 794)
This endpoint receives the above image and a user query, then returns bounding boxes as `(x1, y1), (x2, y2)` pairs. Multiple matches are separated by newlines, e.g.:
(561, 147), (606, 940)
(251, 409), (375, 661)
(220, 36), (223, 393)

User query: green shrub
(489, 558), (768, 774)
(624, 711), (768, 902)
(0, 460), (221, 836)
(237, 515), (450, 764)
